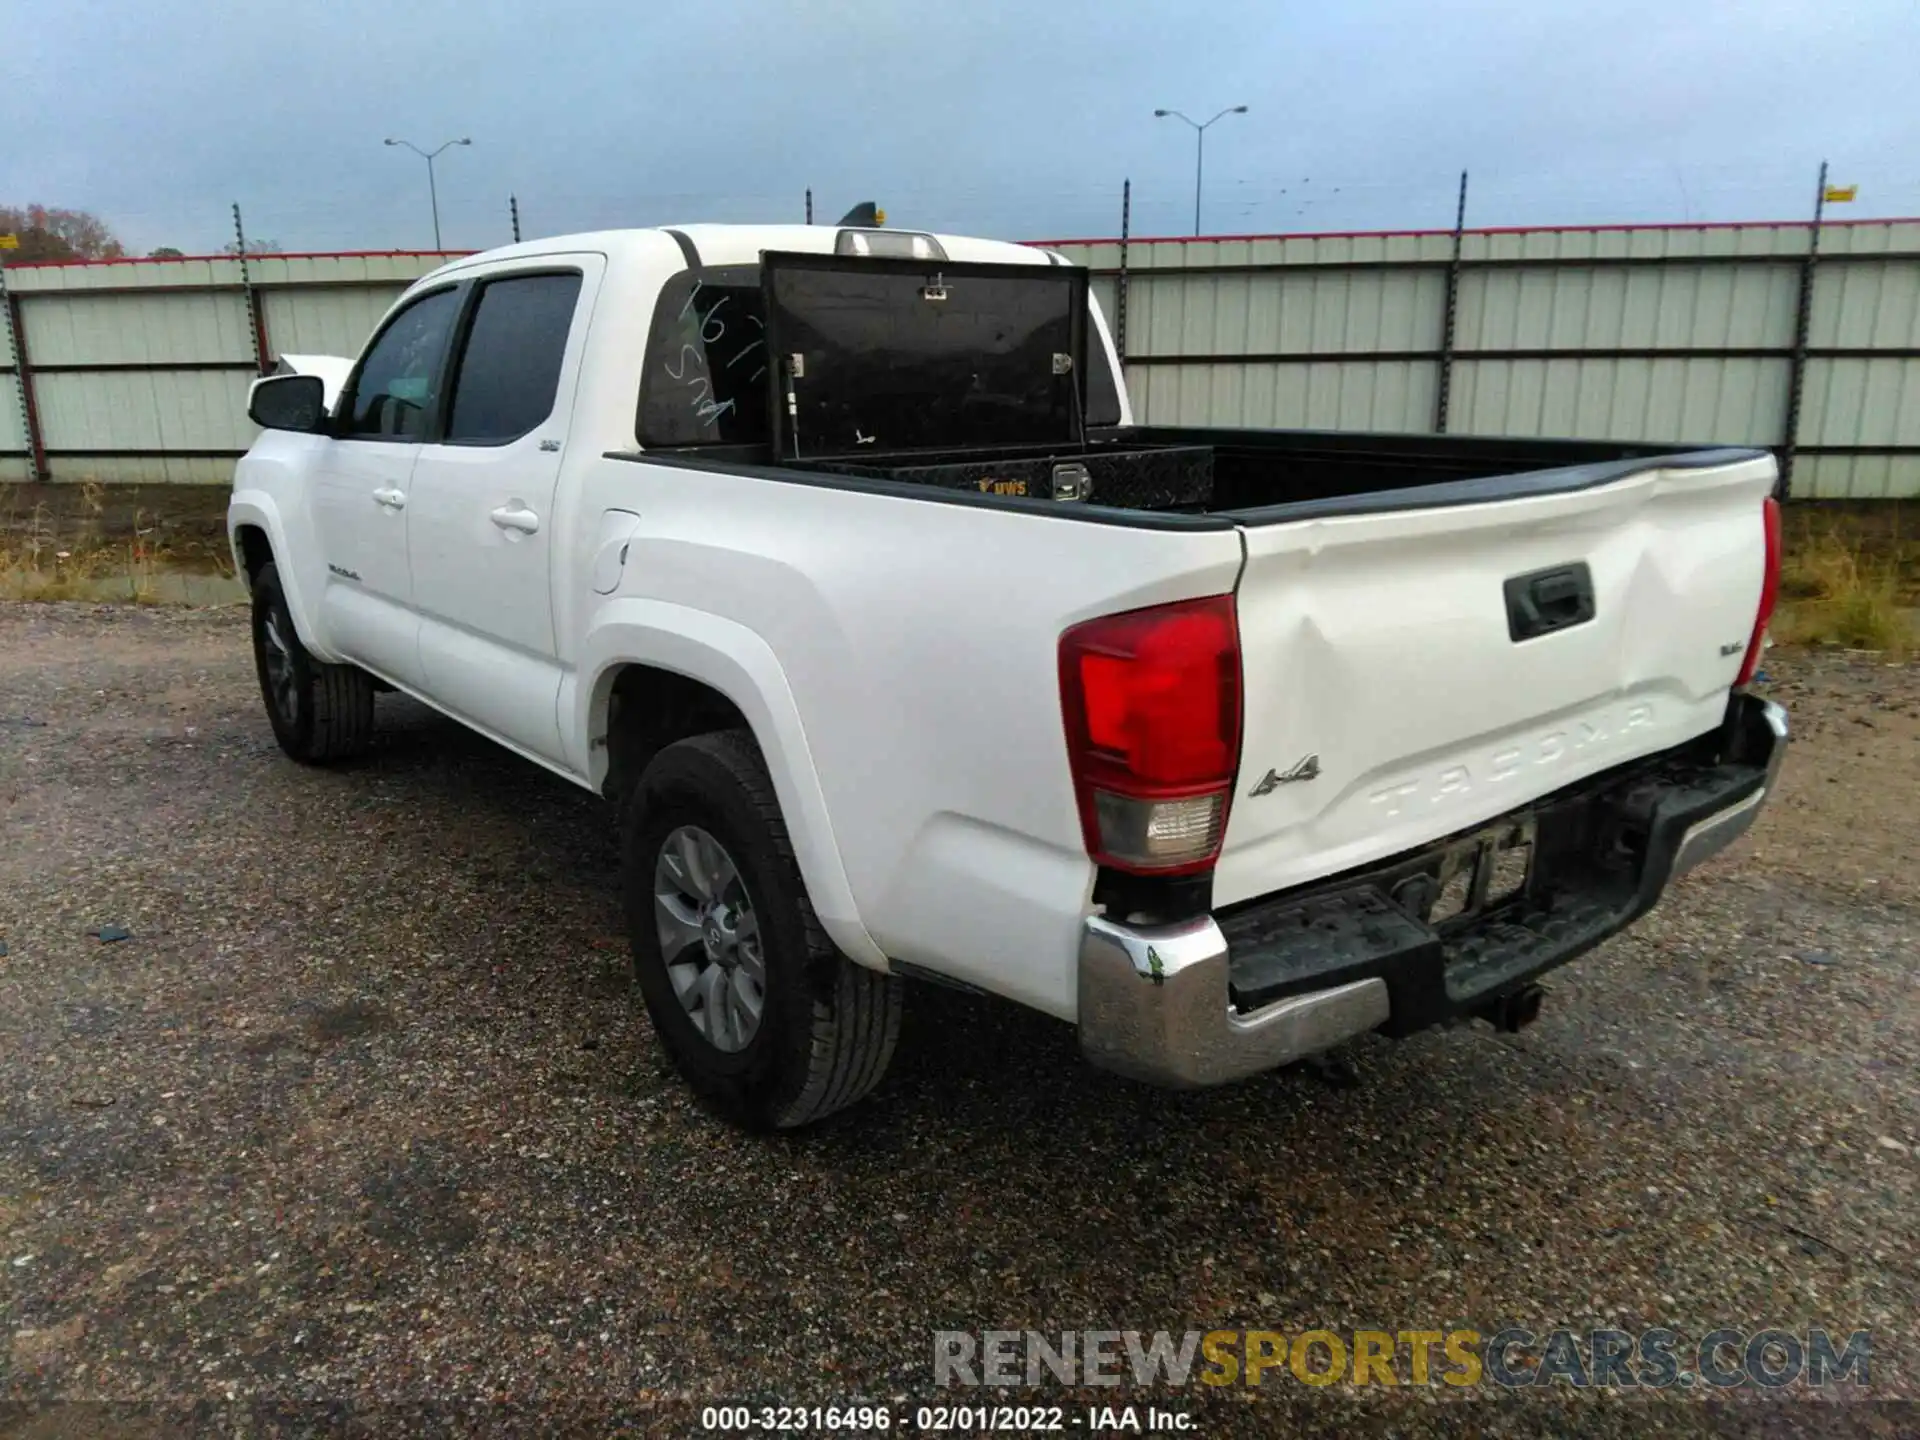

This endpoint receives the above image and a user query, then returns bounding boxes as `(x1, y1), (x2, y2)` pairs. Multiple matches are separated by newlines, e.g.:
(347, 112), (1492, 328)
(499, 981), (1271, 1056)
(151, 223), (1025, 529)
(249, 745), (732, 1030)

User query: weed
(1775, 516), (1913, 655)
(0, 481), (217, 603)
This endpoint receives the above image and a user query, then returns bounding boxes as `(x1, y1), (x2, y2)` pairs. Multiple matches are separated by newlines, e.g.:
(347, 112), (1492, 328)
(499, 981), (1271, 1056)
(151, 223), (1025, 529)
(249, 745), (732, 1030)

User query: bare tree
(222, 238), (284, 256)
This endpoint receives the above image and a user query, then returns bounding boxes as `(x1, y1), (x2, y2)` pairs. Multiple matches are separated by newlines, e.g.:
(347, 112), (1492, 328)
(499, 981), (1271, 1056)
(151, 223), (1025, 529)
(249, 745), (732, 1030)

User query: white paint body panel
(229, 223), (1767, 1027)
(1216, 454), (1776, 906)
(407, 254), (606, 767)
(311, 435), (421, 687)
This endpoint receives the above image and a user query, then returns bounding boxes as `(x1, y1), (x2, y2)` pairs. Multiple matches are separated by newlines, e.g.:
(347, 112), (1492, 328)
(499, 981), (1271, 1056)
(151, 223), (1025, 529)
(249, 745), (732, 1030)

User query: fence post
(1115, 178), (1131, 366)
(510, 194), (522, 244)
(1433, 169), (1469, 433)
(233, 203), (270, 375)
(0, 256), (47, 482)
(1778, 160), (1828, 501)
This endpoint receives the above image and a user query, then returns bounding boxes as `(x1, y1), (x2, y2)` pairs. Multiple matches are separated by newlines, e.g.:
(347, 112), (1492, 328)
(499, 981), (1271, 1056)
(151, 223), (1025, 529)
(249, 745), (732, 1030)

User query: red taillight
(1058, 594), (1242, 875)
(1735, 495), (1781, 688)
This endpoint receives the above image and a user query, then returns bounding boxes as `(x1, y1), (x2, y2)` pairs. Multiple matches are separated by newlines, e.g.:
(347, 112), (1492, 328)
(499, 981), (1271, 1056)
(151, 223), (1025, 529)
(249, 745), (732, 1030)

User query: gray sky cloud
(7, 0), (1919, 254)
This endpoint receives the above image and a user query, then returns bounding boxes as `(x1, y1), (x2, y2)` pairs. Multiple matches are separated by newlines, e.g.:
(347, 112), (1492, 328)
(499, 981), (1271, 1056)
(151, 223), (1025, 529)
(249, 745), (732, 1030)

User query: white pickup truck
(230, 220), (1788, 1130)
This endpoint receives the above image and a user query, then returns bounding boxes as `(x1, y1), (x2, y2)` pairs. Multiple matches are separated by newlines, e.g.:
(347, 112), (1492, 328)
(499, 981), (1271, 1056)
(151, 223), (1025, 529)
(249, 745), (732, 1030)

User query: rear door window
(444, 272), (584, 444)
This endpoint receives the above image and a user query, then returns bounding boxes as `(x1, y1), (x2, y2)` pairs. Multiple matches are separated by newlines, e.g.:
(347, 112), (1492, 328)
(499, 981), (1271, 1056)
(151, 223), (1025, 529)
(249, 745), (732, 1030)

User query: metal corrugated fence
(4, 220), (1918, 497)
(1050, 218), (1920, 499)
(0, 251), (461, 484)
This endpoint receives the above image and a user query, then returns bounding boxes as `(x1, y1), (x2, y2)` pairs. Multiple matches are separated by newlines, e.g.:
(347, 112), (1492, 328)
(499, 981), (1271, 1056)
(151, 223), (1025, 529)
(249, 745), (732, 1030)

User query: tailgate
(1214, 452), (1777, 908)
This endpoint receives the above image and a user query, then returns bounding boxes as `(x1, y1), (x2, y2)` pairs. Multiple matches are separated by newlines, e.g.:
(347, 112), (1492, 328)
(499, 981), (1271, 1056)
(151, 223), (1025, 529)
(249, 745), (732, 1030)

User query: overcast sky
(8, 0), (1920, 255)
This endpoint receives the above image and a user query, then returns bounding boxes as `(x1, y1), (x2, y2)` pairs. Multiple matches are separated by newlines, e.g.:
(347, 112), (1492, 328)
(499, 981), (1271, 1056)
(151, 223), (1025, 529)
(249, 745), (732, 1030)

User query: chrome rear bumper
(1078, 914), (1389, 1088)
(1076, 697), (1789, 1090)
(1670, 698), (1789, 876)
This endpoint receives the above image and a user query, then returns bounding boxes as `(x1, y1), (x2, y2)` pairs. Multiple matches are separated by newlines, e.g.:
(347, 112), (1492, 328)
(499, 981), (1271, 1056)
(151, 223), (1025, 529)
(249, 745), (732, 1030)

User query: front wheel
(250, 561), (376, 763)
(624, 729), (901, 1130)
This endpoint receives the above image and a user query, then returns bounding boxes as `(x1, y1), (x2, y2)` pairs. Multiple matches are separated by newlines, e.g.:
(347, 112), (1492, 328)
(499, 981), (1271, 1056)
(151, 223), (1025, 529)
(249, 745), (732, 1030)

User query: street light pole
(1152, 106), (1248, 236)
(384, 137), (472, 250)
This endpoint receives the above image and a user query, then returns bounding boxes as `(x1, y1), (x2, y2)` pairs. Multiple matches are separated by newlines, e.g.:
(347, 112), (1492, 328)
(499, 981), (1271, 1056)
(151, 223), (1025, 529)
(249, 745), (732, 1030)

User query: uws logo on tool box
(1367, 700), (1658, 819)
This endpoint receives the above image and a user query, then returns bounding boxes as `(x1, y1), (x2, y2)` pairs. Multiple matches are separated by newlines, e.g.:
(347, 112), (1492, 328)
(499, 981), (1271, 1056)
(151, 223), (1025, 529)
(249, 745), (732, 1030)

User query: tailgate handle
(1505, 562), (1596, 642)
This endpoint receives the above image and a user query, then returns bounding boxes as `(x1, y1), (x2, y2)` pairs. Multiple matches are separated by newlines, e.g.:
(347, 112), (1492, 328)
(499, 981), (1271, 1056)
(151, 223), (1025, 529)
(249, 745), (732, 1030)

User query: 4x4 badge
(1250, 755), (1321, 796)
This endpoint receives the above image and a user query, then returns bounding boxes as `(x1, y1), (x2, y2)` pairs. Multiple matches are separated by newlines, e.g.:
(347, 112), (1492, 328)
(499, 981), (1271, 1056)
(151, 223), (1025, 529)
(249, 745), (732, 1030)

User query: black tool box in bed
(801, 443), (1215, 509)
(759, 248), (1215, 511)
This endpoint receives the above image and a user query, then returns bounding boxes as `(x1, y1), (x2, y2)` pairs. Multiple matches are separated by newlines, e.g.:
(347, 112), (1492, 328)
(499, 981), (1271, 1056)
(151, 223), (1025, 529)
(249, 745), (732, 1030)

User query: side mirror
(248, 373), (328, 433)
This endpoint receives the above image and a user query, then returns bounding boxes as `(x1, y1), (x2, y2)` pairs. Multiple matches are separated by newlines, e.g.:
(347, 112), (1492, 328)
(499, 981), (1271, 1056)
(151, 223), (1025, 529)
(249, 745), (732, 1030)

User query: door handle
(371, 487), (406, 510)
(490, 503), (541, 535)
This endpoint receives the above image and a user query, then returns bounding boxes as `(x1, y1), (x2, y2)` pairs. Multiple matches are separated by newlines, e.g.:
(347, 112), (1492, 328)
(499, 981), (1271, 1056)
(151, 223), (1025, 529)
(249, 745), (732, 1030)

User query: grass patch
(1775, 508), (1914, 655)
(0, 480), (234, 603)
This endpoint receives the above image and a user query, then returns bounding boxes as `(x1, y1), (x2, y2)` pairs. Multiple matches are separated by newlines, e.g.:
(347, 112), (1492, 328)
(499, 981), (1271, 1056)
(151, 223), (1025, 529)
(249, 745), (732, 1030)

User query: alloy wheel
(652, 825), (766, 1052)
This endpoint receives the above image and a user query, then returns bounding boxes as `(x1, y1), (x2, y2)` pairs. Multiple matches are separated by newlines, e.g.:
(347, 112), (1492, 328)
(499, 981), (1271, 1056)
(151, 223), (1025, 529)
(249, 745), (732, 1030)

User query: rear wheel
(250, 561), (376, 763)
(652, 823), (769, 1054)
(624, 729), (901, 1129)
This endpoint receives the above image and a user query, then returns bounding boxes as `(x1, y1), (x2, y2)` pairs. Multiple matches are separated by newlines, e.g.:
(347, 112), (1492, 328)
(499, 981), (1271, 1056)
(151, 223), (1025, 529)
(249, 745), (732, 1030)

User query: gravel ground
(0, 604), (1915, 1438)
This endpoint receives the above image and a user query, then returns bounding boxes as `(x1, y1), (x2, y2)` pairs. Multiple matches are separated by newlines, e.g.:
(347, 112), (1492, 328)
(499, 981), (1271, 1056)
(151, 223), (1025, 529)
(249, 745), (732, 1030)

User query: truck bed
(1116, 426), (1743, 515)
(650, 426), (1767, 526)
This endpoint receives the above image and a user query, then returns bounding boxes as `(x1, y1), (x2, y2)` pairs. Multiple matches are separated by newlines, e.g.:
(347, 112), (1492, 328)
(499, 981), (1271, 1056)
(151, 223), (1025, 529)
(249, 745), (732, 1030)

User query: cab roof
(429, 224), (1058, 277)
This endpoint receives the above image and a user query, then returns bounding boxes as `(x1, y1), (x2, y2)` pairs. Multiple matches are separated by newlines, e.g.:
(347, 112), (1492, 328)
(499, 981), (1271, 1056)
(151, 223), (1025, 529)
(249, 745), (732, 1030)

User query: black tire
(250, 560), (376, 763)
(623, 729), (901, 1130)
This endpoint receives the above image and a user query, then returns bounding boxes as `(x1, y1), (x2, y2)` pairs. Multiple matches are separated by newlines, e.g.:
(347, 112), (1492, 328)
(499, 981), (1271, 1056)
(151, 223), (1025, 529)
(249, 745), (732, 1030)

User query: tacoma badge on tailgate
(1366, 701), (1658, 818)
